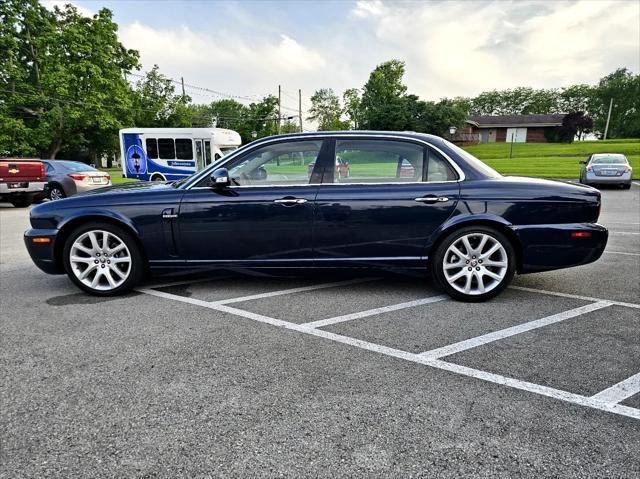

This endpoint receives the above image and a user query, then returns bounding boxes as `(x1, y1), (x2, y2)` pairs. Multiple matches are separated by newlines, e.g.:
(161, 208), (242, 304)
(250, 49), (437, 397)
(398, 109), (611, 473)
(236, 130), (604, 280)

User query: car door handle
(274, 198), (308, 205)
(414, 195), (449, 204)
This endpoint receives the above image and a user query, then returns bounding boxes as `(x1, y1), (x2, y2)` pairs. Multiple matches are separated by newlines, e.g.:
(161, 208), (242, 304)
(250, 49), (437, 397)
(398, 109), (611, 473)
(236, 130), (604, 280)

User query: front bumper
(24, 228), (64, 274)
(511, 223), (608, 273)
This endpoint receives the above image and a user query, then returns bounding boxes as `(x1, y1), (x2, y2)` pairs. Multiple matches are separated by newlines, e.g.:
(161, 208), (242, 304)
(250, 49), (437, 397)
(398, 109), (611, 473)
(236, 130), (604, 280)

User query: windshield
(441, 139), (502, 178)
(591, 155), (628, 164)
(60, 161), (97, 172)
(220, 147), (238, 156)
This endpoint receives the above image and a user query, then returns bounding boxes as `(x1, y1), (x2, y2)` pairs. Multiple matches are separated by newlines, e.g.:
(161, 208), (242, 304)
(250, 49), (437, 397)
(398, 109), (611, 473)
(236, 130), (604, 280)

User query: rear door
(313, 138), (460, 268)
(177, 139), (330, 265)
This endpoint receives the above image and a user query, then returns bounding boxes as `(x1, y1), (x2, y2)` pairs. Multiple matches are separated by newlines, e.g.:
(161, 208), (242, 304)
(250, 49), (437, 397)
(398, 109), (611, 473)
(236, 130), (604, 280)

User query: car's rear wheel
(63, 222), (144, 295)
(49, 184), (66, 200)
(432, 226), (516, 302)
(10, 197), (32, 207)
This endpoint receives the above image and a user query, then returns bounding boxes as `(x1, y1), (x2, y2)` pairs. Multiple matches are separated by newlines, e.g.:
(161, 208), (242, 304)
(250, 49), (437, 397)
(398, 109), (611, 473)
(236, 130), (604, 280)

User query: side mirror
(579, 161), (586, 165)
(210, 167), (230, 187)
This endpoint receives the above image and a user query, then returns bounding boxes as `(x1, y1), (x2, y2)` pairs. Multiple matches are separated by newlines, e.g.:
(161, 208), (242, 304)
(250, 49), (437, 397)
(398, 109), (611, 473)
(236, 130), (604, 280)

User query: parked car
(0, 158), (47, 207)
(579, 153), (632, 189)
(24, 132), (608, 301)
(41, 160), (112, 199)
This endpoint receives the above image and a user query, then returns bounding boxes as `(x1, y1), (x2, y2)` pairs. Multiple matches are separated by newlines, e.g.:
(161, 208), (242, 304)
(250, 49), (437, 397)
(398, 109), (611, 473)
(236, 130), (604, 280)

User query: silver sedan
(42, 160), (112, 200)
(579, 153), (633, 189)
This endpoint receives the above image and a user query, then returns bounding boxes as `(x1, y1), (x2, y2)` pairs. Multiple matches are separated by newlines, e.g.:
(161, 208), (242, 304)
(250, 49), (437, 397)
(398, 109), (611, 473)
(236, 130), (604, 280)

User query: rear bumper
(0, 181), (47, 199)
(585, 172), (632, 184)
(24, 228), (64, 274)
(511, 223), (608, 273)
(75, 180), (112, 193)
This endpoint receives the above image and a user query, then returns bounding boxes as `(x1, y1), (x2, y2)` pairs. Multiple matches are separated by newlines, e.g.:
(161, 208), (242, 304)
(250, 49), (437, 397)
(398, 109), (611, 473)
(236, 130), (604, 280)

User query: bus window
(158, 138), (175, 159)
(146, 138), (158, 159)
(204, 140), (212, 165)
(175, 139), (193, 160)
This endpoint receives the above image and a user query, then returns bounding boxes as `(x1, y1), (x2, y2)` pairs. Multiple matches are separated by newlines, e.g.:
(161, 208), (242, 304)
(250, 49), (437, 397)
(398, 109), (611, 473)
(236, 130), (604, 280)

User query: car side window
(332, 139), (424, 183)
(426, 148), (458, 182)
(44, 163), (54, 174)
(224, 140), (323, 186)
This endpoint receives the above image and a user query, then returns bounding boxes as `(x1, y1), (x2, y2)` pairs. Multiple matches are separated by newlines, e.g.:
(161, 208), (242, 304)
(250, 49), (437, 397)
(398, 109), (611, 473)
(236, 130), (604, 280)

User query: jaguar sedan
(24, 131), (608, 301)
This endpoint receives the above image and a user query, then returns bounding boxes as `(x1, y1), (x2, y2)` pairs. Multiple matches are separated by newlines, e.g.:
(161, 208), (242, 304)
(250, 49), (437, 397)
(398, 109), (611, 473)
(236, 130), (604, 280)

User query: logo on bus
(126, 145), (147, 174)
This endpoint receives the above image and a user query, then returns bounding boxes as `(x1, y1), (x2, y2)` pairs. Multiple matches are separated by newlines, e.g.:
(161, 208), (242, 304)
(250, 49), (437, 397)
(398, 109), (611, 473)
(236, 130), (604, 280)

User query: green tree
(342, 88), (362, 129)
(307, 88), (348, 130)
(188, 99), (246, 129)
(360, 59), (408, 130)
(131, 65), (191, 128)
(0, 1), (139, 159)
(591, 68), (640, 138)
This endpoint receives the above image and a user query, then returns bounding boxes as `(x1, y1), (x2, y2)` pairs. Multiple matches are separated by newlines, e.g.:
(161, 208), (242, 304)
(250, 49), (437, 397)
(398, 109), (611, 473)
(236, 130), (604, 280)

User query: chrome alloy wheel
(69, 230), (131, 291)
(442, 233), (508, 295)
(50, 187), (65, 200)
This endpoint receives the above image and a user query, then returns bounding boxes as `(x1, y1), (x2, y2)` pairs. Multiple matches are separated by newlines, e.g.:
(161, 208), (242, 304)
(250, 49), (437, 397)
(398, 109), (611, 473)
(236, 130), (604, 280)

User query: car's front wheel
(432, 226), (516, 302)
(62, 222), (144, 295)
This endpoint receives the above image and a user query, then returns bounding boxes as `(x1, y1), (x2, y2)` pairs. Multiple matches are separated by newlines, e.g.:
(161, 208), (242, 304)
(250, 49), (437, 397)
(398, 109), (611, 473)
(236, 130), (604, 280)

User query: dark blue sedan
(24, 132), (608, 301)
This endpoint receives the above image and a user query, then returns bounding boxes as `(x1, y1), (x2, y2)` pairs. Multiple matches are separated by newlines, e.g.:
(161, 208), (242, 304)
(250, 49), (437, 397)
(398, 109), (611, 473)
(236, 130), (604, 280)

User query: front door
(313, 138), (460, 268)
(177, 139), (329, 266)
(194, 139), (205, 171)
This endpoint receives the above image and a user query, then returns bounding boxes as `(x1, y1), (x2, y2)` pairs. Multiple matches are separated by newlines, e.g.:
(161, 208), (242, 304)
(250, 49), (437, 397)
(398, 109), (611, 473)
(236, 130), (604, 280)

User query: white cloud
(120, 22), (327, 102)
(42, 0), (93, 17)
(114, 0), (639, 113)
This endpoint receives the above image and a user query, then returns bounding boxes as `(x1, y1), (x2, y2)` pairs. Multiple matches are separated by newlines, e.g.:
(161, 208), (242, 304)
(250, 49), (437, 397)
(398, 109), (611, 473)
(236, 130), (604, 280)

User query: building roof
(467, 114), (565, 128)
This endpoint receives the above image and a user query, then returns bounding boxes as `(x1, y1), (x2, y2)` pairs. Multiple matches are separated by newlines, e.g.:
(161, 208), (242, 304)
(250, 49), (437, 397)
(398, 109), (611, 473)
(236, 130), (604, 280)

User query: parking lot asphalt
(1, 185), (639, 478)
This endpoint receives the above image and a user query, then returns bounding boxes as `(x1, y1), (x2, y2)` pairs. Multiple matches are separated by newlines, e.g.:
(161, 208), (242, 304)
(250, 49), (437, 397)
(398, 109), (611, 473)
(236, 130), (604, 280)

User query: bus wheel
(150, 174), (165, 182)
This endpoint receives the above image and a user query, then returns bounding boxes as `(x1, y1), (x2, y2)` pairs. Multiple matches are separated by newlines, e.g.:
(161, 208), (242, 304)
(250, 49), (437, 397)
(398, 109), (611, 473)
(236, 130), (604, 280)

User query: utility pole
(298, 89), (303, 132)
(278, 85), (281, 134)
(603, 98), (613, 140)
(181, 77), (186, 98)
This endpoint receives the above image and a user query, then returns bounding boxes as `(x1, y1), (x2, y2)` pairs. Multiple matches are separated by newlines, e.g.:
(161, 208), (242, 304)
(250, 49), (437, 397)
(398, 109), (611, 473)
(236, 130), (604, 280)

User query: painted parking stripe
(417, 301), (612, 360)
(214, 278), (378, 305)
(138, 286), (640, 420)
(610, 231), (640, 236)
(509, 285), (640, 309)
(591, 373), (640, 406)
(304, 295), (448, 329)
(604, 250), (640, 256)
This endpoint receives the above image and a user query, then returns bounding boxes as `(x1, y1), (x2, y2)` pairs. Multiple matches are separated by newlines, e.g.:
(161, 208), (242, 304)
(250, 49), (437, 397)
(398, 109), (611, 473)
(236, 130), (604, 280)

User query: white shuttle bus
(119, 127), (242, 181)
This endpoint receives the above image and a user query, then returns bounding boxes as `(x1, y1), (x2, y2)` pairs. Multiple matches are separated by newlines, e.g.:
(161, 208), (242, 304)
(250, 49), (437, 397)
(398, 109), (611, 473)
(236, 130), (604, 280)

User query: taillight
(68, 173), (87, 181)
(571, 231), (592, 238)
(40, 163), (45, 178)
(106, 174), (111, 181)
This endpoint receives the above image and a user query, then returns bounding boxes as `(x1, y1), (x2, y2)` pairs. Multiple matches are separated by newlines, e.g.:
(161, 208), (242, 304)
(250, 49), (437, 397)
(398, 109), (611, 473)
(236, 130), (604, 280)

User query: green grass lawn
(106, 167), (139, 185)
(462, 139), (639, 179)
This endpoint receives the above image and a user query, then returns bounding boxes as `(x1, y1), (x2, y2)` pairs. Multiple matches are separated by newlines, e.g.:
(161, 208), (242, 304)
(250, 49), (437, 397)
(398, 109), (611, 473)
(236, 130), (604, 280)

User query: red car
(308, 156), (350, 179)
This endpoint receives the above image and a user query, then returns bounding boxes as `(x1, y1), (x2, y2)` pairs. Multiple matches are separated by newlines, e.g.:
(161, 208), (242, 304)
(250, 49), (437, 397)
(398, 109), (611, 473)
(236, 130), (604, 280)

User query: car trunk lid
(0, 160), (45, 183)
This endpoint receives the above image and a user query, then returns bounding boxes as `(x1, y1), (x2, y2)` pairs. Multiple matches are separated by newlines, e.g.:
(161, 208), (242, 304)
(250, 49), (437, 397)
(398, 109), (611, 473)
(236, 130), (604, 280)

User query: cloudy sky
(45, 0), (640, 115)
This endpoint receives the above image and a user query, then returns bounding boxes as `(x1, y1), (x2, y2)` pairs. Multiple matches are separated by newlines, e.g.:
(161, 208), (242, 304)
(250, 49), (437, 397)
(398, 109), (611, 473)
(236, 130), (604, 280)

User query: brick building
(458, 114), (566, 144)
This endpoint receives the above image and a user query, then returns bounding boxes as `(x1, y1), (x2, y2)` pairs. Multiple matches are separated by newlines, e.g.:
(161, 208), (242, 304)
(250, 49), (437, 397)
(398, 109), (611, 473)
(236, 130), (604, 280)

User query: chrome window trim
(183, 133), (466, 190)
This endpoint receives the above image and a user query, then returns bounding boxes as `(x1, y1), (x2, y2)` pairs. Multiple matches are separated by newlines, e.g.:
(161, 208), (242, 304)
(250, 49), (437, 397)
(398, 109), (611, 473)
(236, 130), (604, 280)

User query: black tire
(431, 225), (517, 302)
(622, 183), (631, 190)
(150, 175), (165, 182)
(10, 197), (32, 208)
(62, 222), (145, 296)
(48, 184), (66, 200)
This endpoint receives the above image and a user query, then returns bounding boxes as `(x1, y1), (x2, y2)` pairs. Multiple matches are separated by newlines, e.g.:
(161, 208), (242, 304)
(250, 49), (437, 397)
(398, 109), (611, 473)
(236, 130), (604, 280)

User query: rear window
(591, 155), (628, 164)
(59, 161), (96, 172)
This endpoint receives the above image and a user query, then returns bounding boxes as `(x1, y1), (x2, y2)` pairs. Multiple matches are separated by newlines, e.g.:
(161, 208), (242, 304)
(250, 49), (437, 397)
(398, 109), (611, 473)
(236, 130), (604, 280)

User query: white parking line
(591, 373), (640, 406)
(304, 295), (448, 329)
(509, 285), (640, 309)
(604, 251), (640, 256)
(138, 286), (640, 420)
(417, 301), (612, 360)
(214, 278), (378, 305)
(610, 231), (640, 236)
